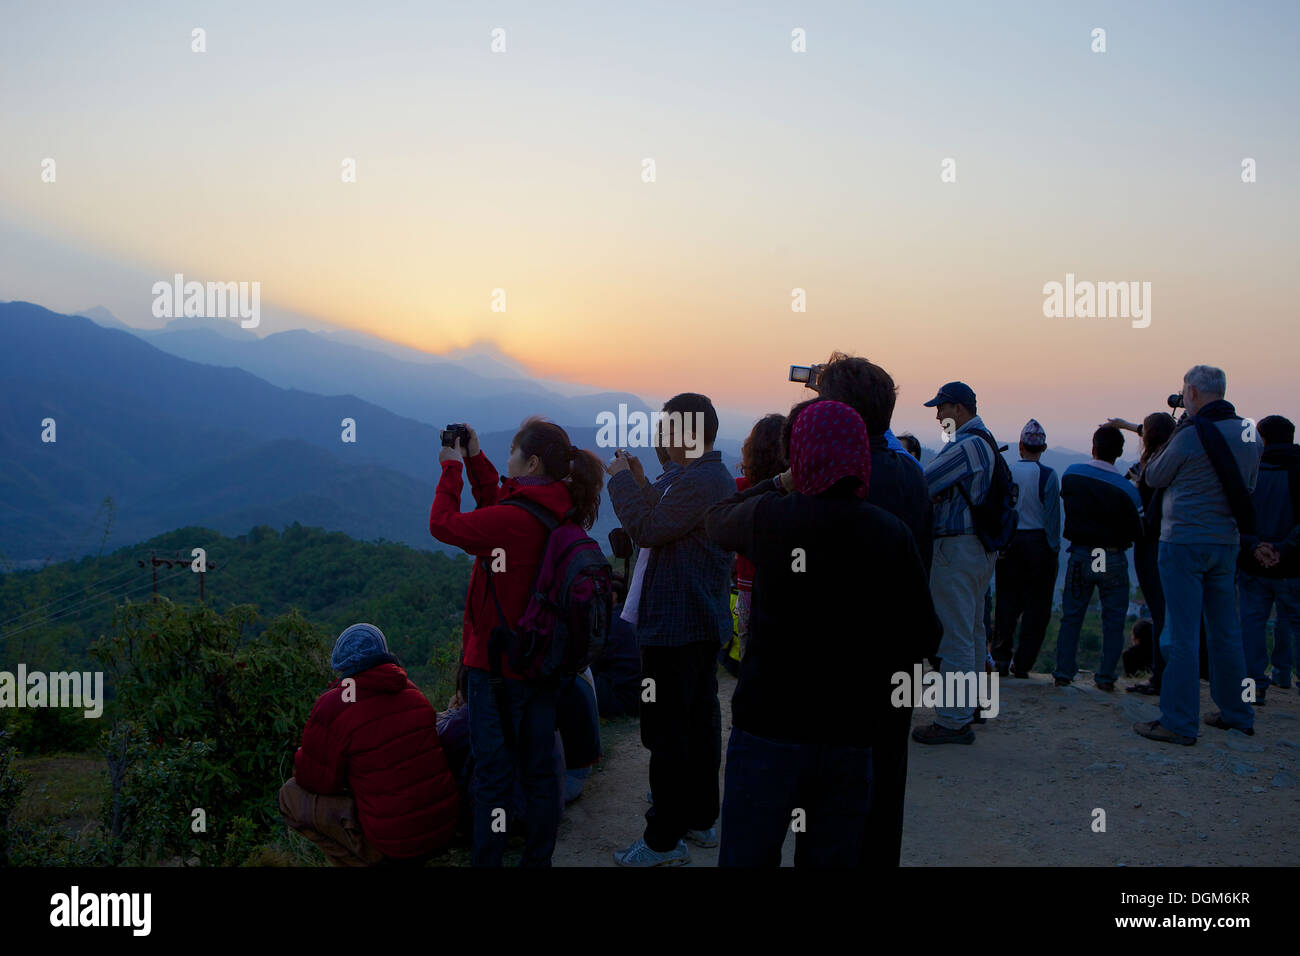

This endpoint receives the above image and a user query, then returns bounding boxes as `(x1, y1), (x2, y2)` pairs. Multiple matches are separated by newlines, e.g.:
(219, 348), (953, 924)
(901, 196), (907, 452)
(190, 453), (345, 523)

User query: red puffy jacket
(293, 662), (459, 858)
(429, 452), (575, 679)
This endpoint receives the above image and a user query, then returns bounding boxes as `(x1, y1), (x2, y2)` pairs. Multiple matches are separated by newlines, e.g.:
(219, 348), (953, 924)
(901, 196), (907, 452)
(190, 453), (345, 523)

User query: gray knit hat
(331, 623), (390, 677)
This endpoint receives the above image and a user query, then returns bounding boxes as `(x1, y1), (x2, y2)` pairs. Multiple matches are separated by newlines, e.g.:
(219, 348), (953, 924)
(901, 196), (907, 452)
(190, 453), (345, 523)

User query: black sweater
(706, 482), (942, 747)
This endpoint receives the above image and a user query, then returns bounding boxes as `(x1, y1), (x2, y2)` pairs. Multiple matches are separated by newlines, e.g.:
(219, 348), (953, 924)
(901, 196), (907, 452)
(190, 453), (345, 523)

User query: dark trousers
(992, 530), (1059, 673)
(467, 667), (560, 867)
(1134, 536), (1167, 686)
(719, 728), (873, 867)
(859, 703), (910, 866)
(640, 641), (721, 852)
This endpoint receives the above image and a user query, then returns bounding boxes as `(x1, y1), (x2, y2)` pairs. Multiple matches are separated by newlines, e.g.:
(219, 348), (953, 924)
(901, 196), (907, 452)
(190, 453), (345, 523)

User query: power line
(0, 565), (192, 642)
(0, 562), (141, 629)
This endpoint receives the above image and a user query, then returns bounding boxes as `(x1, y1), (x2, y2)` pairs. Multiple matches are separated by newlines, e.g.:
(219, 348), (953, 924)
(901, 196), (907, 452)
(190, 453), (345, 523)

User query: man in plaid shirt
(605, 392), (735, 866)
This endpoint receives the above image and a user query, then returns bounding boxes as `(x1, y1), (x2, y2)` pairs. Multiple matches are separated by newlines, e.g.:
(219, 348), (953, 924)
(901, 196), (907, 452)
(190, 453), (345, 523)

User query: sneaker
(1254, 685), (1268, 707)
(1204, 712), (1254, 736)
(1270, 673), (1293, 690)
(912, 721), (975, 745)
(1125, 682), (1159, 696)
(1094, 680), (1115, 693)
(1009, 666), (1031, 679)
(1054, 677), (1071, 687)
(1133, 719), (1195, 746)
(612, 838), (690, 867)
(685, 826), (718, 848)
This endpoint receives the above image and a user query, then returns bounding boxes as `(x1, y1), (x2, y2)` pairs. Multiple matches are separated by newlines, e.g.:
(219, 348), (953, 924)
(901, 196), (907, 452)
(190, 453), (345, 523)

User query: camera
(789, 363), (827, 389)
(1167, 393), (1185, 409)
(440, 423), (470, 448)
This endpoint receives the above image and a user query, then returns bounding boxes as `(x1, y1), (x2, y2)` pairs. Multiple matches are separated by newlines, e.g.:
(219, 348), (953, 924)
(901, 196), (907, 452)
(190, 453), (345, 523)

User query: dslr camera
(1167, 393), (1185, 409)
(440, 423), (471, 448)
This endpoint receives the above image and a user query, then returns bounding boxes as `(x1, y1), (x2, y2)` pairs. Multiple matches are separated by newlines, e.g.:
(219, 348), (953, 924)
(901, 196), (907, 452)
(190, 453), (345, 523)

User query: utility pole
(136, 551), (214, 603)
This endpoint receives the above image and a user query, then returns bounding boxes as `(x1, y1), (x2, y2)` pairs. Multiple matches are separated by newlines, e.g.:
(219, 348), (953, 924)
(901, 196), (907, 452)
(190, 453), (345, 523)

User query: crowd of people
(274, 357), (1299, 867)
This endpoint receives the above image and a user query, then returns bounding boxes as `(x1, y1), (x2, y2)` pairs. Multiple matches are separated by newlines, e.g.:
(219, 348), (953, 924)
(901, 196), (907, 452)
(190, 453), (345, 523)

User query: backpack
(953, 429), (1020, 552)
(481, 496), (614, 683)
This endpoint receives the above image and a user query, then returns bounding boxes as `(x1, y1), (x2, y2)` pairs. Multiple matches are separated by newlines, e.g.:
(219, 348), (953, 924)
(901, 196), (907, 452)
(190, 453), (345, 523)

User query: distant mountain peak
(75, 306), (134, 332)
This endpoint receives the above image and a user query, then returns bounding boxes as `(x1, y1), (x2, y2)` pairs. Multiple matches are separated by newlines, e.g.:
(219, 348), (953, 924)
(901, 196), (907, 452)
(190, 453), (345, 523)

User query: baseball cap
(922, 381), (977, 409)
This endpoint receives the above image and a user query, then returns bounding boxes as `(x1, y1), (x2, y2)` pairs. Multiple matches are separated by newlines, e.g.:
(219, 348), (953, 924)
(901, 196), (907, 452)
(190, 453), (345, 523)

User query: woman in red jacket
(429, 417), (603, 867)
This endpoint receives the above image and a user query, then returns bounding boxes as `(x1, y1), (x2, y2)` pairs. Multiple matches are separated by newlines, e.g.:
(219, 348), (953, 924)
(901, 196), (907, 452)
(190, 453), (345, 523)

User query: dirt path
(553, 670), (1300, 866)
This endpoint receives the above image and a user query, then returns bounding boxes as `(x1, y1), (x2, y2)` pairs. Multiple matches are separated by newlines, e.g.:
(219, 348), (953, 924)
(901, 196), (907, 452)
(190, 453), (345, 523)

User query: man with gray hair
(1134, 366), (1263, 745)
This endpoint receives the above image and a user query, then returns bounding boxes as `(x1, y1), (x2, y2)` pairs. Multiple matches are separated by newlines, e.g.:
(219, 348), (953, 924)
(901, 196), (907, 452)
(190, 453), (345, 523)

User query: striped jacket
(923, 415), (998, 538)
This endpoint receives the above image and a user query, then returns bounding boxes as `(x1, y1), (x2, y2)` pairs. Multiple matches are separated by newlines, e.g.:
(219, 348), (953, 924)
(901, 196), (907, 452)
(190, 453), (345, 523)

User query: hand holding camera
(438, 422), (479, 463)
(606, 448), (633, 477)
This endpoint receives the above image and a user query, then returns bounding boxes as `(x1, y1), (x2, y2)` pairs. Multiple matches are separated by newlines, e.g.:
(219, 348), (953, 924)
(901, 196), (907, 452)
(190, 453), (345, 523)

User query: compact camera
(789, 364), (827, 389)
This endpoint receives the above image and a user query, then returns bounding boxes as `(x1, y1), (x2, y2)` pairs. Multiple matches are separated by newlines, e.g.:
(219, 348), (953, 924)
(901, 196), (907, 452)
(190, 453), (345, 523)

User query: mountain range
(3, 301), (1111, 570)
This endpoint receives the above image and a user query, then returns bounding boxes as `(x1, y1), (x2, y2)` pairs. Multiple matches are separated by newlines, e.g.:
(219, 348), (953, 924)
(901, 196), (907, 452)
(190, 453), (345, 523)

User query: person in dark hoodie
(280, 623), (460, 866)
(707, 399), (941, 867)
(1237, 415), (1300, 698)
(813, 353), (937, 867)
(1052, 426), (1145, 691)
(429, 417), (605, 866)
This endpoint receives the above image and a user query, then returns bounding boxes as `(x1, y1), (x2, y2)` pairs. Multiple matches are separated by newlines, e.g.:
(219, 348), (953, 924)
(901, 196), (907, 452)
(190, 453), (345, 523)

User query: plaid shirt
(608, 451), (734, 647)
(924, 415), (997, 537)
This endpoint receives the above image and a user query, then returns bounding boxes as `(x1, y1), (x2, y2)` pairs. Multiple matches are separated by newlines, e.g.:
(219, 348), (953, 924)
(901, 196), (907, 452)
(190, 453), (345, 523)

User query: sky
(2, 0), (1297, 450)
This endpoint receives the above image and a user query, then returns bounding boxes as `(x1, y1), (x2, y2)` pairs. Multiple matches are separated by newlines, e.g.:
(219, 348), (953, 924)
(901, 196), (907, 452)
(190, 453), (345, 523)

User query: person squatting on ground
(280, 623), (459, 866)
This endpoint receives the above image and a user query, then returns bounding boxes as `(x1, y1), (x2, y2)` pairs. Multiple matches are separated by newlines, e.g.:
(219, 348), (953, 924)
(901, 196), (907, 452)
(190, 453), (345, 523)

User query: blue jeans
(1157, 541), (1254, 738)
(1053, 546), (1129, 683)
(1239, 573), (1300, 689)
(718, 728), (872, 868)
(467, 667), (560, 867)
(1273, 615), (1296, 687)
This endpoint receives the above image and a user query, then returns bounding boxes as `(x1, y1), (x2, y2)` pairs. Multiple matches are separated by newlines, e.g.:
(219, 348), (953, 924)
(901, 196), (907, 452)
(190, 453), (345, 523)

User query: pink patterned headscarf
(789, 400), (871, 498)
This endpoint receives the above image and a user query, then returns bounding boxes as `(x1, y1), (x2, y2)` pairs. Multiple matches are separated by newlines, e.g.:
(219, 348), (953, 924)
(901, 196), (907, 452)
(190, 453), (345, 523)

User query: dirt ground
(552, 669), (1300, 866)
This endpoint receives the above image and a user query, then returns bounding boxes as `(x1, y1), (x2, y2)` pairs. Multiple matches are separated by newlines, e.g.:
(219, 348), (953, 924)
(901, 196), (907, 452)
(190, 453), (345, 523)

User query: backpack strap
(501, 495), (562, 533)
(952, 428), (998, 510)
(479, 496), (561, 748)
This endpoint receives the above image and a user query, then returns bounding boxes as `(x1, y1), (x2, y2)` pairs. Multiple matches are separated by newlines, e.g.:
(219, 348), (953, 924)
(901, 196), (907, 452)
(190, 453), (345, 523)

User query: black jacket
(1239, 443), (1300, 579)
(706, 481), (942, 747)
(867, 435), (935, 575)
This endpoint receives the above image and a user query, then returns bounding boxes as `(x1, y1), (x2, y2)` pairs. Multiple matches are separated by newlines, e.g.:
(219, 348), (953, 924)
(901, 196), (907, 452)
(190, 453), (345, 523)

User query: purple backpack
(483, 497), (614, 683)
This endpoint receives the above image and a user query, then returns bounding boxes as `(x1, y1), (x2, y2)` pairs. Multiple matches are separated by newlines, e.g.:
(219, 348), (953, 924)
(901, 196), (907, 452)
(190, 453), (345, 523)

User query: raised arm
(608, 469), (718, 548)
(429, 460), (519, 556)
